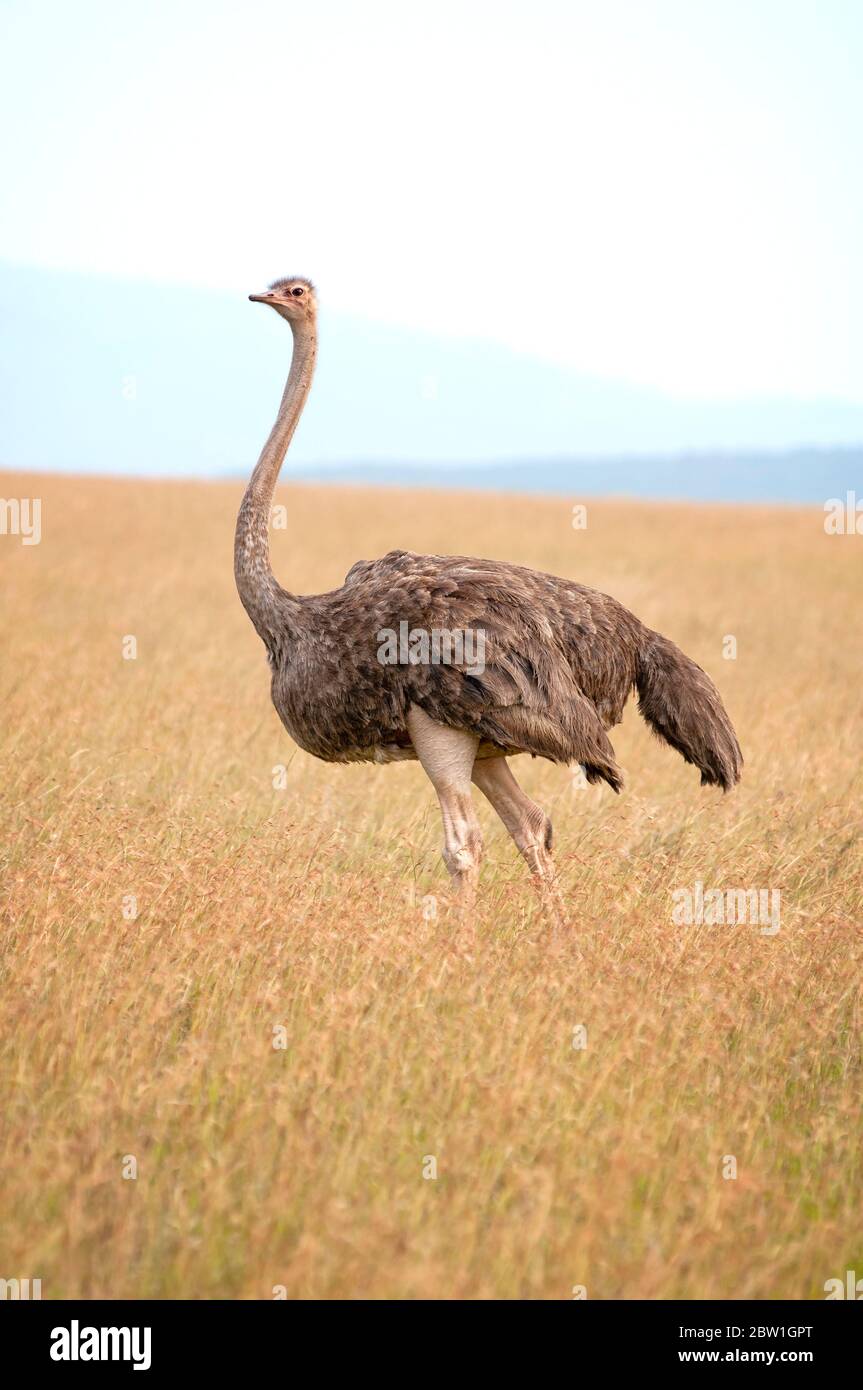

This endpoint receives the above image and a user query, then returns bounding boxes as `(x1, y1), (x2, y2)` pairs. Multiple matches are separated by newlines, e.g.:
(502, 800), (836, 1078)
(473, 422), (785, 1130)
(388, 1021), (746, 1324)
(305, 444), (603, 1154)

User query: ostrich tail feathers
(636, 632), (742, 792)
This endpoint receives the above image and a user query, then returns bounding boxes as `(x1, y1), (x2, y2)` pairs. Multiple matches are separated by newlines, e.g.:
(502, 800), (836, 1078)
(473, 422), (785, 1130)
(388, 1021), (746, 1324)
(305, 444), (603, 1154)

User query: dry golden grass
(1, 469), (861, 1300)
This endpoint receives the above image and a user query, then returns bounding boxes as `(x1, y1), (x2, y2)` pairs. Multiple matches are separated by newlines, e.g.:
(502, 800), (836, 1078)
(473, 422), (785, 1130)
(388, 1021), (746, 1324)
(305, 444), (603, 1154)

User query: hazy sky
(2, 0), (861, 400)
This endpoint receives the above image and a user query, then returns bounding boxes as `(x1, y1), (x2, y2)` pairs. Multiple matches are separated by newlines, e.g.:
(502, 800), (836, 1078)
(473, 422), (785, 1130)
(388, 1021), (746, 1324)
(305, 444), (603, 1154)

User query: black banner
(4, 1299), (859, 1375)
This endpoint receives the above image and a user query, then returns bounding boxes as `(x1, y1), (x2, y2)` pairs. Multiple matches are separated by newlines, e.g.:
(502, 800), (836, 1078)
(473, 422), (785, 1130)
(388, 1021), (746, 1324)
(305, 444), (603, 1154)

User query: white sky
(1, 0), (861, 399)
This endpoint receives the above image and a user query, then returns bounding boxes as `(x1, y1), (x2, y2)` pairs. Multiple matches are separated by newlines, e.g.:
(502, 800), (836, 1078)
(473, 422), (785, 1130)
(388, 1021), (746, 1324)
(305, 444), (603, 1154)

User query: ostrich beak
(248, 291), (276, 304)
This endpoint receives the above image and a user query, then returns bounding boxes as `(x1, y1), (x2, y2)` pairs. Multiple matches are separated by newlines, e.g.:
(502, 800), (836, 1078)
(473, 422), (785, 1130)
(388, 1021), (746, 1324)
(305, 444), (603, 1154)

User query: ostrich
(235, 277), (742, 918)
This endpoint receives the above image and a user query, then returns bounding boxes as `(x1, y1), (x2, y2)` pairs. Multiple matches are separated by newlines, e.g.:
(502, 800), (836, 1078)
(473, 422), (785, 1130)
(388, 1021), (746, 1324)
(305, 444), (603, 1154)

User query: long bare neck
(234, 319), (317, 644)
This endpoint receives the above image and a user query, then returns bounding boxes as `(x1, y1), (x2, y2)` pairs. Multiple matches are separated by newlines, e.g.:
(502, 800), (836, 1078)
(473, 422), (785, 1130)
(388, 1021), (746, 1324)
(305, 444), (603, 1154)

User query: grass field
(1, 469), (861, 1300)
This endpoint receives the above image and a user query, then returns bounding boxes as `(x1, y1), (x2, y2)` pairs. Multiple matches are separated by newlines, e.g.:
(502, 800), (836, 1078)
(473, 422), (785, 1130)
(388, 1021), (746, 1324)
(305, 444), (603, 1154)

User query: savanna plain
(1, 471), (861, 1299)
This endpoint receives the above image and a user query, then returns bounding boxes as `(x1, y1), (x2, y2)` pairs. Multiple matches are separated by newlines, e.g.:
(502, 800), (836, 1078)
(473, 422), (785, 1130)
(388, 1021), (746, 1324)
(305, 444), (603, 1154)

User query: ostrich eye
(291, 286), (304, 296)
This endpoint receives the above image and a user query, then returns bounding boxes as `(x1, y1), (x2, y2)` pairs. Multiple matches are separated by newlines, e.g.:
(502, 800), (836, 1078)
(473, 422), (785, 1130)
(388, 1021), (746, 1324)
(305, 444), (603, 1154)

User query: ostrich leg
(472, 757), (564, 925)
(407, 706), (482, 909)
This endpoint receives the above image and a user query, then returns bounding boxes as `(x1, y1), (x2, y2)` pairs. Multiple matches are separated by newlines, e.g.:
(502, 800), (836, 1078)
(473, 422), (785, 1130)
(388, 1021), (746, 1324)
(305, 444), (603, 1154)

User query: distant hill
(0, 261), (861, 500)
(292, 453), (862, 504)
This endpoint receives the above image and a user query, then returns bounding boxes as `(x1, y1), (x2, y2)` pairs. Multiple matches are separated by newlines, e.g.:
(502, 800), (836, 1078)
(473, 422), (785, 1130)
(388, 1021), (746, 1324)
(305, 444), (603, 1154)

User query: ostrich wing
(341, 550), (632, 790)
(343, 557), (378, 586)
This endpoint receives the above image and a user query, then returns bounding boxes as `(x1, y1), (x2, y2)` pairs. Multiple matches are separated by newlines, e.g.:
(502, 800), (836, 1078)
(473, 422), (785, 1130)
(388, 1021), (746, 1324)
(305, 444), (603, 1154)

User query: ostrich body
(235, 278), (742, 915)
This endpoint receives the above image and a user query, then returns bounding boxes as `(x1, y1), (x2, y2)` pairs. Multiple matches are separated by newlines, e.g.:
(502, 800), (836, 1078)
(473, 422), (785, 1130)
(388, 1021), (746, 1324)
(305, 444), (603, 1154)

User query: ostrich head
(249, 276), (317, 326)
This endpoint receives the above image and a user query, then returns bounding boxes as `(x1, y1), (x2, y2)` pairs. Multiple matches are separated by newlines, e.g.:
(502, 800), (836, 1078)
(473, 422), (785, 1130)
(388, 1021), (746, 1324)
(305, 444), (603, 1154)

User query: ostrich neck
(234, 320), (317, 645)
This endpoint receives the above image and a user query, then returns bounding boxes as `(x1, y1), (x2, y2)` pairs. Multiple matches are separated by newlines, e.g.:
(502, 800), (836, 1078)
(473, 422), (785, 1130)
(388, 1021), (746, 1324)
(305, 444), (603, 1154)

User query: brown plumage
(235, 277), (742, 920)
